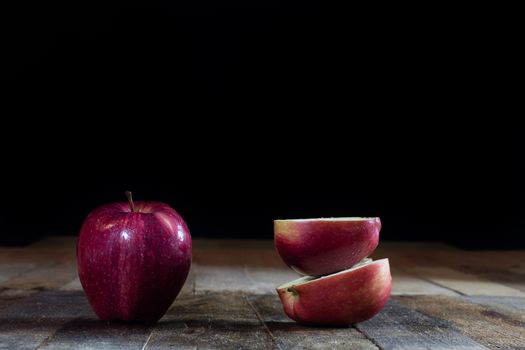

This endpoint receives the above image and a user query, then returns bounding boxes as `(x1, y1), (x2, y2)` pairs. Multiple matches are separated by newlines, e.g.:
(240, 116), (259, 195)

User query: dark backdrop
(2, 2), (522, 248)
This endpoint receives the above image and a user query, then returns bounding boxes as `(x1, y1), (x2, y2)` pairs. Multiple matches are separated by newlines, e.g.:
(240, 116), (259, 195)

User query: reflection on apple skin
(77, 200), (192, 323)
(275, 218), (381, 276)
(277, 259), (392, 326)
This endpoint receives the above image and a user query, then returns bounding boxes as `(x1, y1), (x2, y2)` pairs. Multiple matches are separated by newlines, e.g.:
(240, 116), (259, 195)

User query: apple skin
(274, 218), (381, 276)
(277, 259), (391, 326)
(77, 201), (192, 323)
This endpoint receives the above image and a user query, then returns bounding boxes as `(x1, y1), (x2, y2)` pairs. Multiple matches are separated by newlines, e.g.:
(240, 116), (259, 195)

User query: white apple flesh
(276, 258), (391, 326)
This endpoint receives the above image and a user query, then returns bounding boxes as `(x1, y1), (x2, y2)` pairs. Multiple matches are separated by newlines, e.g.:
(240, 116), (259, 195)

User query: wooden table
(1, 237), (524, 349)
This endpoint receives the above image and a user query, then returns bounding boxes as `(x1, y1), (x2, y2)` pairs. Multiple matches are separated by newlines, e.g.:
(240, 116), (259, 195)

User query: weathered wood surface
(148, 293), (274, 349)
(0, 264), (35, 284)
(2, 262), (77, 291)
(356, 298), (487, 350)
(397, 295), (525, 349)
(405, 266), (525, 297)
(390, 267), (460, 296)
(0, 291), (90, 350)
(0, 237), (524, 349)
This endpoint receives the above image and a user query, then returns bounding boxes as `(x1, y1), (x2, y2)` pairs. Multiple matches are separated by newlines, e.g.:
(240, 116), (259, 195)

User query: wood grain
(355, 298), (487, 350)
(397, 295), (525, 349)
(465, 296), (525, 322)
(405, 266), (525, 297)
(0, 289), (36, 312)
(147, 292), (274, 349)
(390, 267), (459, 296)
(1, 262), (77, 291)
(1, 237), (524, 349)
(455, 265), (525, 293)
(37, 319), (153, 350)
(0, 291), (89, 350)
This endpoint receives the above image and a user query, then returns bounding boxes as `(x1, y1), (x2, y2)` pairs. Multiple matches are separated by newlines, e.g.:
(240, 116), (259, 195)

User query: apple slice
(276, 258), (391, 326)
(274, 217), (381, 276)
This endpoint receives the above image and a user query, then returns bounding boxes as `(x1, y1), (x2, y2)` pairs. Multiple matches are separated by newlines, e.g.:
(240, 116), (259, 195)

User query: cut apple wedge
(274, 217), (381, 276)
(276, 258), (391, 326)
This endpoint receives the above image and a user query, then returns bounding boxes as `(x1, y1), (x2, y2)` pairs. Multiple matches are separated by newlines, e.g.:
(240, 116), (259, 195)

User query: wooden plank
(372, 241), (460, 267)
(193, 264), (297, 295)
(59, 277), (82, 291)
(246, 294), (379, 350)
(193, 239), (278, 267)
(192, 264), (249, 294)
(0, 247), (27, 259)
(391, 267), (459, 296)
(0, 236), (76, 265)
(37, 319), (152, 350)
(397, 295), (525, 349)
(243, 266), (297, 295)
(193, 248), (283, 268)
(147, 292), (274, 349)
(0, 248), (40, 265)
(0, 264), (35, 284)
(1, 239), (524, 350)
(0, 248), (73, 266)
(246, 264), (462, 299)
(406, 267), (525, 296)
(193, 239), (274, 250)
(2, 261), (77, 290)
(0, 289), (36, 312)
(451, 251), (525, 271)
(198, 254), (471, 298)
(355, 298), (487, 350)
(192, 239), (283, 269)
(377, 241), (460, 250)
(0, 291), (90, 350)
(464, 296), (525, 322)
(410, 249), (525, 271)
(0, 289), (156, 350)
(455, 265), (525, 293)
(510, 261), (525, 275)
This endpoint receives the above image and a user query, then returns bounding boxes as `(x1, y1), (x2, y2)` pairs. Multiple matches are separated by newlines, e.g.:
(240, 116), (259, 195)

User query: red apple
(274, 217), (381, 276)
(77, 192), (192, 323)
(277, 258), (391, 326)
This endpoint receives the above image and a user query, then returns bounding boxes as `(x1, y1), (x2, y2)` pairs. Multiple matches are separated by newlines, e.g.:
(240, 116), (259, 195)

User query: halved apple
(274, 217), (381, 276)
(276, 258), (391, 326)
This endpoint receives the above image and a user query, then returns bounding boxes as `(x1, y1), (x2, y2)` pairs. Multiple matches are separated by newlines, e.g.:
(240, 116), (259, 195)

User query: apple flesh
(77, 197), (192, 323)
(277, 258), (391, 326)
(274, 217), (381, 276)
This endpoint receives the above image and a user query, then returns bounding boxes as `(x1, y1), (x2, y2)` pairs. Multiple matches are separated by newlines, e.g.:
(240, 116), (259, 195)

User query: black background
(2, 2), (523, 248)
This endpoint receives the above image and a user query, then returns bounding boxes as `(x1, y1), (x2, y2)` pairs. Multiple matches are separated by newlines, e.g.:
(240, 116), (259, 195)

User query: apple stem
(125, 191), (136, 213)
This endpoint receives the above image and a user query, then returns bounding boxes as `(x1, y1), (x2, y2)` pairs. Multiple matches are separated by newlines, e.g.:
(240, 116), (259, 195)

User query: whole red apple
(277, 258), (391, 326)
(274, 217), (381, 276)
(77, 192), (192, 323)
